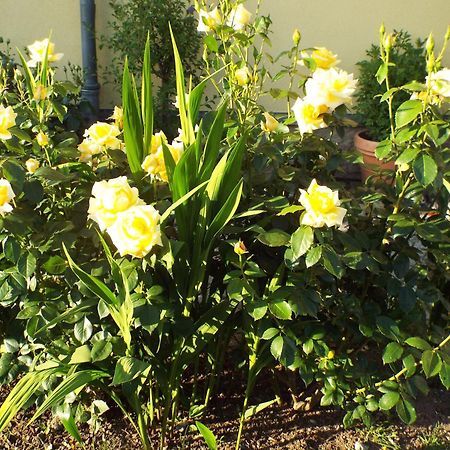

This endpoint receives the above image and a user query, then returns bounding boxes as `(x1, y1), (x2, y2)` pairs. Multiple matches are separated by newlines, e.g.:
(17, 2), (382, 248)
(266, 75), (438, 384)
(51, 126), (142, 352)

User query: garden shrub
(0, 2), (448, 449)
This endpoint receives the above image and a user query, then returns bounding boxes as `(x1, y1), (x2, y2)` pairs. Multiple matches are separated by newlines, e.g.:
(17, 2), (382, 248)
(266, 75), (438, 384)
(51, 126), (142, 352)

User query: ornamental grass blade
(16, 49), (36, 97)
(122, 57), (144, 174)
(30, 370), (109, 423)
(141, 34), (153, 158)
(0, 368), (59, 432)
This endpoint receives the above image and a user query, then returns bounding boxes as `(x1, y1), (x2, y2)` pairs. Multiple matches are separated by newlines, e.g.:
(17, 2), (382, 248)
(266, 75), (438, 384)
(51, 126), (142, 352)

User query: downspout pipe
(80, 0), (100, 122)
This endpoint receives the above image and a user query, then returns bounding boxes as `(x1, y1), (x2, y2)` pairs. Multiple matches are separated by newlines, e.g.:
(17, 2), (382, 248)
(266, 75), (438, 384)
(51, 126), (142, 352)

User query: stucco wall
(1, 0), (449, 110)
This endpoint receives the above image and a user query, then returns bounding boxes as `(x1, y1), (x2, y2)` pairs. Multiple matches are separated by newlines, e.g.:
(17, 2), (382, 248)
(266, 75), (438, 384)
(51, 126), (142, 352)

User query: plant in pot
(354, 28), (426, 179)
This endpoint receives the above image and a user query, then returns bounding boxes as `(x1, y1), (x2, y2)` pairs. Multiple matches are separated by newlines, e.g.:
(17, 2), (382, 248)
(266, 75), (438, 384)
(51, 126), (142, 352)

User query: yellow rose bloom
(197, 7), (222, 32)
(305, 68), (357, 110)
(235, 67), (250, 86)
(109, 106), (124, 129)
(299, 179), (347, 228)
(25, 158), (40, 174)
(33, 84), (48, 101)
(84, 122), (121, 149)
(311, 47), (340, 70)
(0, 178), (15, 216)
(261, 112), (279, 133)
(107, 204), (162, 258)
(36, 131), (49, 147)
(227, 4), (252, 30)
(292, 98), (328, 135)
(27, 39), (63, 67)
(78, 138), (102, 163)
(88, 176), (144, 230)
(142, 139), (183, 182)
(0, 105), (17, 140)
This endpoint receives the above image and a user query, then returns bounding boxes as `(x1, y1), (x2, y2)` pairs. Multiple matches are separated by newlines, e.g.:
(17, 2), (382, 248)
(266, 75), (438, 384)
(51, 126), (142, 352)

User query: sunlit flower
(427, 68), (450, 99)
(0, 105), (17, 140)
(292, 98), (328, 135)
(109, 106), (123, 129)
(299, 179), (347, 228)
(36, 131), (49, 147)
(310, 47), (340, 70)
(77, 138), (102, 163)
(0, 178), (15, 216)
(261, 112), (279, 133)
(227, 4), (252, 30)
(235, 66), (250, 86)
(88, 176), (144, 230)
(27, 39), (63, 67)
(25, 158), (40, 174)
(107, 205), (162, 258)
(305, 68), (356, 110)
(84, 122), (121, 150)
(197, 7), (222, 32)
(234, 240), (248, 255)
(141, 139), (183, 182)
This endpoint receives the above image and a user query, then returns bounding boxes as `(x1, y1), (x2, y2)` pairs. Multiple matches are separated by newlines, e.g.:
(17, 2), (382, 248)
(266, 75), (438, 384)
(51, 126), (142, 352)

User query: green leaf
(291, 226), (314, 261)
(43, 255), (67, 274)
(91, 340), (112, 363)
(395, 147), (420, 165)
(269, 298), (292, 320)
(396, 398), (416, 424)
(141, 35), (153, 159)
(382, 342), (403, 364)
(3, 238), (20, 263)
(395, 100), (422, 128)
(379, 391), (400, 410)
(421, 350), (442, 378)
(375, 139), (392, 159)
(270, 335), (284, 359)
(2, 159), (25, 192)
(439, 362), (450, 389)
(246, 299), (268, 321)
(257, 229), (290, 247)
(112, 357), (150, 385)
(413, 154), (437, 186)
(376, 62), (388, 84)
(322, 246), (344, 279)
(74, 317), (93, 344)
(306, 245), (322, 268)
(195, 422), (217, 450)
(244, 398), (278, 420)
(70, 345), (91, 364)
(55, 404), (83, 445)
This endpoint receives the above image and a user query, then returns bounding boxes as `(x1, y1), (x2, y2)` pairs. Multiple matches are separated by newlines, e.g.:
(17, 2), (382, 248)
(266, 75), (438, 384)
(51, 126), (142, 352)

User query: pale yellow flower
(197, 7), (222, 32)
(88, 176), (144, 230)
(25, 158), (40, 174)
(36, 131), (49, 147)
(299, 179), (347, 228)
(234, 240), (248, 255)
(78, 138), (102, 163)
(261, 112), (279, 133)
(227, 4), (252, 30)
(0, 178), (15, 216)
(235, 67), (250, 86)
(27, 39), (63, 67)
(427, 68), (450, 99)
(33, 84), (48, 101)
(311, 47), (340, 70)
(142, 139), (183, 182)
(109, 106), (123, 129)
(107, 205), (162, 258)
(305, 68), (357, 110)
(84, 122), (121, 150)
(0, 105), (17, 140)
(292, 98), (328, 135)
(150, 131), (167, 153)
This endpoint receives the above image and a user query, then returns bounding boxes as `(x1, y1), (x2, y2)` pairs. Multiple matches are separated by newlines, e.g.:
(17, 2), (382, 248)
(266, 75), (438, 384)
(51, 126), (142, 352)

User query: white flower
(227, 4), (252, 30)
(427, 68), (450, 99)
(305, 68), (357, 110)
(27, 39), (63, 67)
(197, 7), (222, 32)
(292, 98), (329, 135)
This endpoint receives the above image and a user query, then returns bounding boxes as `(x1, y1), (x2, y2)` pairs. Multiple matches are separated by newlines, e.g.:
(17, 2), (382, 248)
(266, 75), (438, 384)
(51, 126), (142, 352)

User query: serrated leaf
(413, 154), (437, 186)
(268, 299), (292, 320)
(291, 226), (314, 261)
(306, 245), (322, 268)
(421, 350), (442, 378)
(395, 100), (422, 128)
(379, 391), (400, 410)
(375, 139), (392, 159)
(257, 229), (290, 247)
(395, 147), (420, 165)
(383, 342), (403, 364)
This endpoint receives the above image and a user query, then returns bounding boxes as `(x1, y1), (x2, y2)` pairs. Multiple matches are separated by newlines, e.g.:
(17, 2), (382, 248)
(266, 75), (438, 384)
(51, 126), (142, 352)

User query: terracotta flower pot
(354, 130), (395, 181)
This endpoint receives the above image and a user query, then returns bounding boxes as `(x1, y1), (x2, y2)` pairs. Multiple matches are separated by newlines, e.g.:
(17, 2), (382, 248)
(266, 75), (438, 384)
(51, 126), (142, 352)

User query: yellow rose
(88, 176), (144, 230)
(305, 68), (357, 110)
(142, 139), (183, 182)
(227, 4), (252, 30)
(107, 205), (162, 258)
(150, 131), (167, 153)
(261, 112), (279, 133)
(78, 138), (102, 163)
(292, 98), (328, 135)
(235, 67), (250, 86)
(84, 122), (121, 149)
(311, 47), (340, 70)
(0, 178), (15, 216)
(234, 240), (248, 255)
(36, 131), (49, 147)
(299, 179), (347, 228)
(27, 39), (63, 67)
(197, 7), (222, 32)
(109, 106), (123, 129)
(33, 84), (48, 101)
(25, 158), (40, 174)
(0, 105), (17, 140)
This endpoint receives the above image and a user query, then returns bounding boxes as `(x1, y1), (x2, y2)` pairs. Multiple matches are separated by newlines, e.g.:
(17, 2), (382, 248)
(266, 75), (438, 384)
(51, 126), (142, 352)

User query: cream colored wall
(1, 0), (449, 110)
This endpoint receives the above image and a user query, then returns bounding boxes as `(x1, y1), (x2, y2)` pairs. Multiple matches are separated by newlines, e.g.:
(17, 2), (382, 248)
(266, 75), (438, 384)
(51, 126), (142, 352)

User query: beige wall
(1, 0), (449, 110)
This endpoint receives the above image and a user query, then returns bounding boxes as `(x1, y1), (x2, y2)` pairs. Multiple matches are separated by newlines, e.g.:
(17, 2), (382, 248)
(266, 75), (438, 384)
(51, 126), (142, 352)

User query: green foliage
(355, 30), (427, 140)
